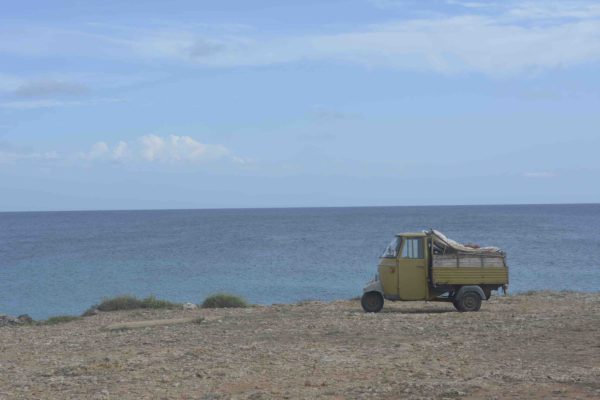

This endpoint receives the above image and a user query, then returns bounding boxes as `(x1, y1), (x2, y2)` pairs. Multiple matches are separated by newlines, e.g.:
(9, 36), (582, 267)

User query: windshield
(381, 236), (401, 258)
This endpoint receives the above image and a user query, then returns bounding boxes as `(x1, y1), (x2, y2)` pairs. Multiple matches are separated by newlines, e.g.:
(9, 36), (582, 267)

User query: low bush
(139, 296), (180, 309)
(201, 293), (248, 309)
(83, 295), (180, 315)
(96, 295), (144, 311)
(45, 315), (80, 325)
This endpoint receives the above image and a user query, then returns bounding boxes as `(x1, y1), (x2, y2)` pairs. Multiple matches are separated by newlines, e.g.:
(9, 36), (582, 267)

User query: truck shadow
(381, 308), (454, 314)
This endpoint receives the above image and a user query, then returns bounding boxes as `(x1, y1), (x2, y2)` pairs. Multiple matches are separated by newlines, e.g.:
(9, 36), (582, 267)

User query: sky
(1, 0), (600, 211)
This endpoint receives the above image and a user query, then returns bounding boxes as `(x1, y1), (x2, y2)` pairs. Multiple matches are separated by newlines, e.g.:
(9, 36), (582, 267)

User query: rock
(0, 314), (18, 327)
(17, 314), (33, 324)
(1, 314), (35, 326)
(183, 302), (198, 310)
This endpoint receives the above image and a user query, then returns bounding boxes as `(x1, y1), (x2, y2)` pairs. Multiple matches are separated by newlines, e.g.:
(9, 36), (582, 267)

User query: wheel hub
(464, 295), (475, 309)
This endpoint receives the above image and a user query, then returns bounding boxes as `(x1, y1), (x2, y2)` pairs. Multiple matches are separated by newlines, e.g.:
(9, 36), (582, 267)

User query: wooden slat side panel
(433, 255), (506, 268)
(432, 267), (509, 285)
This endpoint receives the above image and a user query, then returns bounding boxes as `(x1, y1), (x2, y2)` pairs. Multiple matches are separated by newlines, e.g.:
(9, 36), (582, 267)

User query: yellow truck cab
(361, 230), (508, 313)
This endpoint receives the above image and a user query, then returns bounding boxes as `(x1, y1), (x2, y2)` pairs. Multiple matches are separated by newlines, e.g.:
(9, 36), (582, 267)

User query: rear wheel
(454, 291), (482, 312)
(361, 292), (384, 313)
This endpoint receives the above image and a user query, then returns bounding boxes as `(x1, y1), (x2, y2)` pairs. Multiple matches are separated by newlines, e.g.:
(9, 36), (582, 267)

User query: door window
(382, 236), (401, 258)
(401, 238), (424, 259)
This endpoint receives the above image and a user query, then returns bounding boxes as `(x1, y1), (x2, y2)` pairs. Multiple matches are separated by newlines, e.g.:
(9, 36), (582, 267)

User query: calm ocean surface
(1, 204), (599, 319)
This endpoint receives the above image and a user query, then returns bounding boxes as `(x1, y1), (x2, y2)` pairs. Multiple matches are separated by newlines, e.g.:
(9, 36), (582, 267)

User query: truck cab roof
(396, 232), (427, 237)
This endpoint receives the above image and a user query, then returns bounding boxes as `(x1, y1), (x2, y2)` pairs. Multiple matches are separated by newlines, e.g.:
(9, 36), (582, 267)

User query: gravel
(1, 291), (599, 399)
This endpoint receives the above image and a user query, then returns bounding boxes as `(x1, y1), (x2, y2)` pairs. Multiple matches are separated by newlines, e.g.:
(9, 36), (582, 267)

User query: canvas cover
(429, 230), (504, 255)
(428, 230), (506, 268)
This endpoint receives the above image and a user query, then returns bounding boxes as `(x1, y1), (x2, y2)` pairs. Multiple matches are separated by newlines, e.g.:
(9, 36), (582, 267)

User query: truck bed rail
(431, 254), (508, 285)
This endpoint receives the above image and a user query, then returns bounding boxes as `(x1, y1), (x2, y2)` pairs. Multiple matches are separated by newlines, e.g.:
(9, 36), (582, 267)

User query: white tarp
(429, 230), (506, 268)
(429, 229), (504, 255)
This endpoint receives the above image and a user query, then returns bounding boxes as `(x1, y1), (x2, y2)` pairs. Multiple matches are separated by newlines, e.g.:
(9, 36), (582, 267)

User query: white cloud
(507, 1), (600, 20)
(14, 79), (89, 97)
(77, 134), (235, 164)
(0, 97), (125, 110)
(139, 134), (165, 161)
(0, 99), (76, 109)
(372, 0), (600, 17)
(1, 135), (239, 165)
(112, 141), (129, 160)
(0, 73), (22, 93)
(0, 74), (89, 96)
(312, 106), (358, 122)
(112, 3), (600, 76)
(0, 149), (58, 164)
(446, 1), (493, 9)
(523, 171), (555, 178)
(79, 141), (109, 160)
(139, 134), (230, 162)
(2, 2), (600, 76)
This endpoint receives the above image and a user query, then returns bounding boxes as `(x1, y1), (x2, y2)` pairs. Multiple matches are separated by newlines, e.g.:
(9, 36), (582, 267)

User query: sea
(1, 204), (599, 319)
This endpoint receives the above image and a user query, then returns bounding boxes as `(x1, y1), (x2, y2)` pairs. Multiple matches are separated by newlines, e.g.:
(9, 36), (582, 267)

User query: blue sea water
(1, 204), (599, 319)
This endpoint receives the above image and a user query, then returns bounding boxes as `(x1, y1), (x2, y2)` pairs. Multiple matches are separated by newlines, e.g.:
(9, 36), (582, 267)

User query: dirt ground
(1, 291), (599, 399)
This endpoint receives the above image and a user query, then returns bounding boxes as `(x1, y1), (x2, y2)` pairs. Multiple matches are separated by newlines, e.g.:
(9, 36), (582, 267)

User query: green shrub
(88, 295), (180, 313)
(45, 315), (80, 325)
(201, 293), (248, 309)
(140, 295), (180, 309)
(96, 295), (144, 311)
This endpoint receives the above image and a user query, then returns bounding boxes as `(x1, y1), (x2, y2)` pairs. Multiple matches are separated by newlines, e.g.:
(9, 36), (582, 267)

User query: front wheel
(361, 292), (384, 313)
(454, 291), (482, 312)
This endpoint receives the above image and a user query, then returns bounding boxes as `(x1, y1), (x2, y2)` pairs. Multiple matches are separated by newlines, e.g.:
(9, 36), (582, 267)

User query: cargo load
(429, 229), (507, 268)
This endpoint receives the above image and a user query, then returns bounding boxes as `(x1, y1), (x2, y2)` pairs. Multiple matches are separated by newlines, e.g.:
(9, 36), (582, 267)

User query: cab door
(398, 237), (427, 300)
(378, 236), (401, 298)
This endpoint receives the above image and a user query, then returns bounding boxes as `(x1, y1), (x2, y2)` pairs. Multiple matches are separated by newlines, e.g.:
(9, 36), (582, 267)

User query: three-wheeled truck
(361, 230), (508, 312)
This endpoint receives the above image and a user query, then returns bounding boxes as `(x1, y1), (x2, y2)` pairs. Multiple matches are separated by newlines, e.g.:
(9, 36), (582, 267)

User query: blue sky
(1, 0), (600, 211)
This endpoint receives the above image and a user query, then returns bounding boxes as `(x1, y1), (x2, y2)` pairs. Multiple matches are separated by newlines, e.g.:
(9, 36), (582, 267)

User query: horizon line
(1, 202), (599, 214)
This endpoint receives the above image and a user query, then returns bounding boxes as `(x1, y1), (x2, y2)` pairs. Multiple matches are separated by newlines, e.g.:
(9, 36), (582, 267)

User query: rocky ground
(1, 291), (599, 399)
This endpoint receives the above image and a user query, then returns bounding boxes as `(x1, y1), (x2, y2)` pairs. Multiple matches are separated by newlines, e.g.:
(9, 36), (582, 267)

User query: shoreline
(2, 289), (598, 324)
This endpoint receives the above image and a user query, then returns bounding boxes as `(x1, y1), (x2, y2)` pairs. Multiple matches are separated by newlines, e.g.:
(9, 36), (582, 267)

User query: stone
(0, 314), (18, 327)
(183, 302), (198, 310)
(1, 314), (34, 326)
(17, 314), (34, 324)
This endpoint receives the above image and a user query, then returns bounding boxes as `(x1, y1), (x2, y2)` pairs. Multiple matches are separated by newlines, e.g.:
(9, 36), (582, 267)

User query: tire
(361, 292), (384, 313)
(454, 291), (482, 312)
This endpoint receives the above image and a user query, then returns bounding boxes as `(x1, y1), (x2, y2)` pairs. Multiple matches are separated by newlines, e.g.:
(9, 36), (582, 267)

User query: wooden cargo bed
(431, 254), (508, 285)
